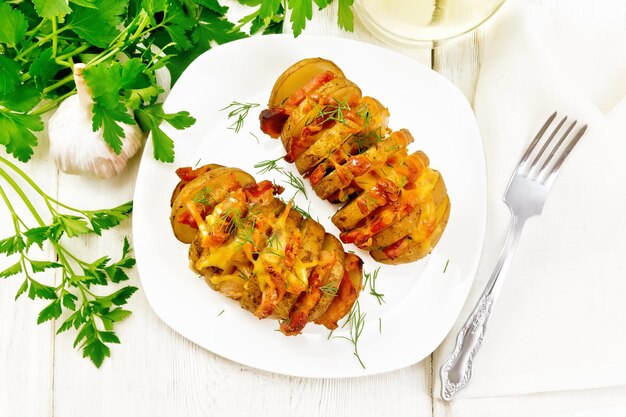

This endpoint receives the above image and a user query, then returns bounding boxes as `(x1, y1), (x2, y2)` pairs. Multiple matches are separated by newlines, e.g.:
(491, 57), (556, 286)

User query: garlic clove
(48, 64), (144, 179)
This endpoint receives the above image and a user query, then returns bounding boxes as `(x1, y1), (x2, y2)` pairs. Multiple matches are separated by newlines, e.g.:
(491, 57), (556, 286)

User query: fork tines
(518, 112), (587, 185)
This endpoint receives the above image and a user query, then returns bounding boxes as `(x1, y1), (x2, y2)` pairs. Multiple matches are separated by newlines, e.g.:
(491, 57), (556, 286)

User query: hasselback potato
(260, 58), (451, 265)
(170, 164), (363, 335)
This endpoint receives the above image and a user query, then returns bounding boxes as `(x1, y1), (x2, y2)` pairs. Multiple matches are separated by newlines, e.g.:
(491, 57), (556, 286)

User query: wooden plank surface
(1, 1), (621, 417)
(0, 123), (56, 417)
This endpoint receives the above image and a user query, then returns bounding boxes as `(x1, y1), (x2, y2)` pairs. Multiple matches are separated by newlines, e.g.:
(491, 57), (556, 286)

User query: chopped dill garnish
(363, 267), (385, 305)
(379, 317), (382, 334)
(282, 171), (307, 199)
(193, 187), (215, 206)
(319, 282), (339, 296)
(443, 259), (450, 273)
(254, 157), (284, 175)
(194, 158), (202, 168)
(249, 132), (260, 144)
(385, 144), (401, 153)
(398, 176), (408, 190)
(289, 199), (312, 219)
(309, 98), (353, 126)
(221, 101), (260, 133)
(218, 309), (225, 316)
(335, 301), (366, 369)
(327, 329), (334, 340)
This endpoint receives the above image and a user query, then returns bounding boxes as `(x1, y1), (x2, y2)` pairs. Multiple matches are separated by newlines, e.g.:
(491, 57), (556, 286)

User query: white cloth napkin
(434, 1), (626, 415)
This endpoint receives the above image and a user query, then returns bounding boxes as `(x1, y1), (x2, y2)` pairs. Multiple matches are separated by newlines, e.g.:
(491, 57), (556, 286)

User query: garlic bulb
(48, 64), (144, 179)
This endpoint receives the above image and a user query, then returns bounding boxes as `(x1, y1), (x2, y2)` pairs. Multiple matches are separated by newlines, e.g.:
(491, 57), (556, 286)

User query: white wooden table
(1, 1), (623, 416)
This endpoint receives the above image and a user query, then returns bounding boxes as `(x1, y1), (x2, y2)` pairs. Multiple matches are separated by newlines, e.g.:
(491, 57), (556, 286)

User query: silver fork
(439, 112), (587, 401)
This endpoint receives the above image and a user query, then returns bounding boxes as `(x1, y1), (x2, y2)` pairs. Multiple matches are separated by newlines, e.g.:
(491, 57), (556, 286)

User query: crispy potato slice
(294, 117), (361, 175)
(371, 180), (450, 264)
(269, 58), (345, 108)
(280, 233), (345, 335)
(308, 234), (345, 321)
(314, 253), (363, 330)
(170, 167), (255, 243)
(170, 164), (223, 206)
(281, 79), (362, 152)
(313, 129), (414, 200)
(369, 173), (446, 249)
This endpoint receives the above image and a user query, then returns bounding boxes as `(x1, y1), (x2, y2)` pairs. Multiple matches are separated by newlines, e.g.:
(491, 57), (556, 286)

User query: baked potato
(171, 164), (363, 335)
(259, 58), (450, 265)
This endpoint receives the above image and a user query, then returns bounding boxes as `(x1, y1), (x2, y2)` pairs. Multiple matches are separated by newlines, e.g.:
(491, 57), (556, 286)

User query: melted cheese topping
(188, 191), (311, 306)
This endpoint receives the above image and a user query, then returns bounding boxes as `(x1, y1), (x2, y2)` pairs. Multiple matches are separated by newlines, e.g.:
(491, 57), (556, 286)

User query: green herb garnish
(221, 101), (260, 133)
(336, 300), (366, 369)
(363, 267), (385, 305)
(0, 155), (135, 368)
(254, 157), (284, 175)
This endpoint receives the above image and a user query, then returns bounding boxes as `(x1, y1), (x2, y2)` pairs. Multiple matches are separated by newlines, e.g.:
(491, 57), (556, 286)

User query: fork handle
(440, 214), (525, 401)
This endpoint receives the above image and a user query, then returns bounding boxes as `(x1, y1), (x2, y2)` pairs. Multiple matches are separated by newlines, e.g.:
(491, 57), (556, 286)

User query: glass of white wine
(354, 0), (505, 47)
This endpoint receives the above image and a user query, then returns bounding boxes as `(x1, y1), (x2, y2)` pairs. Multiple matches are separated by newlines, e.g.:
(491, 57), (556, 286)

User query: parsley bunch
(0, 155), (136, 367)
(0, 0), (249, 163)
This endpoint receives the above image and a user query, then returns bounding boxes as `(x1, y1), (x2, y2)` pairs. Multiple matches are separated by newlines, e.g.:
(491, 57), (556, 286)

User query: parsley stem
(0, 167), (46, 226)
(87, 13), (151, 68)
(55, 44), (89, 62)
(51, 17), (58, 57)
(0, 184), (21, 233)
(15, 26), (72, 60)
(56, 245), (89, 268)
(0, 155), (88, 216)
(0, 156), (49, 202)
(25, 18), (48, 38)
(31, 90), (76, 116)
(42, 74), (75, 95)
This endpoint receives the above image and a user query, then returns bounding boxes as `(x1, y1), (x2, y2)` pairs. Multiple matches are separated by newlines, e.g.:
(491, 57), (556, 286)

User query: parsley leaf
(32, 0), (72, 18)
(0, 56), (22, 96)
(29, 49), (61, 92)
(135, 103), (196, 162)
(198, 10), (248, 45)
(193, 0), (228, 14)
(0, 83), (42, 113)
(67, 0), (127, 47)
(0, 2), (28, 47)
(85, 201), (133, 235)
(24, 226), (50, 249)
(0, 261), (22, 278)
(288, 0), (313, 37)
(0, 235), (25, 255)
(83, 59), (150, 153)
(313, 0), (331, 8)
(337, 0), (354, 31)
(259, 0), (282, 20)
(0, 111), (43, 162)
(37, 298), (63, 324)
(51, 214), (92, 238)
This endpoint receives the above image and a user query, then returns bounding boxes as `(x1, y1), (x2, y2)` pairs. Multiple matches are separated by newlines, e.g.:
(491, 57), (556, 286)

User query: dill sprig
(192, 186), (216, 206)
(221, 101), (260, 133)
(254, 157), (284, 175)
(288, 199), (312, 219)
(255, 158), (308, 199)
(363, 267), (385, 305)
(308, 98), (353, 126)
(319, 282), (339, 296)
(282, 171), (307, 199)
(336, 301), (366, 369)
